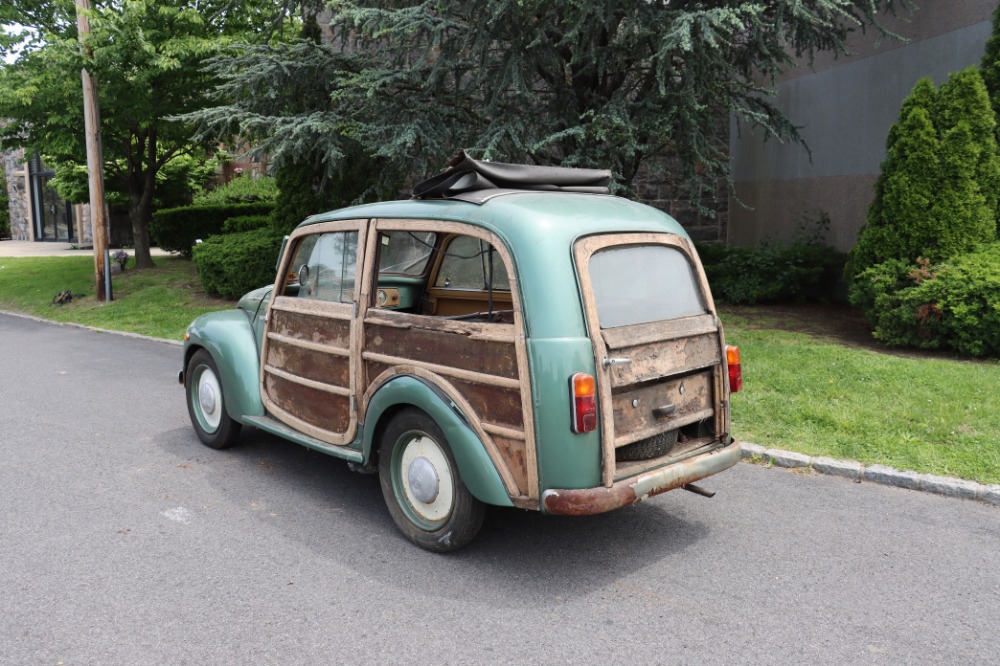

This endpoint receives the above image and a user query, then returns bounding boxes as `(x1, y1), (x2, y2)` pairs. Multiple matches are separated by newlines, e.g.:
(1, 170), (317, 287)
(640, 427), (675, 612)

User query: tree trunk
(127, 130), (157, 268)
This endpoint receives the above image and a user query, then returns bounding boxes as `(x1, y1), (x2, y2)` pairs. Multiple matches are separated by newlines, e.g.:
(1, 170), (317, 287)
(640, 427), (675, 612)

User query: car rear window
(588, 244), (706, 328)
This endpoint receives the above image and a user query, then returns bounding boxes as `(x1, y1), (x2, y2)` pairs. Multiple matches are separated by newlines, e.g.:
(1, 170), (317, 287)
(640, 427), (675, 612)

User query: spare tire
(616, 429), (679, 462)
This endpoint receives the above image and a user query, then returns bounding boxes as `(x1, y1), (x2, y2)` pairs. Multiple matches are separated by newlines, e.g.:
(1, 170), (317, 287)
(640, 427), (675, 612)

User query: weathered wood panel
(447, 377), (524, 429)
(611, 371), (713, 444)
(606, 333), (721, 389)
(493, 436), (528, 495)
(271, 309), (351, 348)
(601, 314), (718, 349)
(364, 362), (523, 430)
(264, 374), (351, 433)
(365, 323), (519, 379)
(365, 309), (516, 341)
(266, 340), (350, 388)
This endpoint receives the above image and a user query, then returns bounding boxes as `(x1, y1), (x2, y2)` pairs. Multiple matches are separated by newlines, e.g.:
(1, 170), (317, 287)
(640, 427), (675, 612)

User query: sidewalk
(0, 240), (171, 258)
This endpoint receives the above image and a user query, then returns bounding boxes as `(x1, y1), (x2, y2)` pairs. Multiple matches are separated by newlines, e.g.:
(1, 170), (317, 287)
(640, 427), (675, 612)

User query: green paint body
(182, 192), (721, 510)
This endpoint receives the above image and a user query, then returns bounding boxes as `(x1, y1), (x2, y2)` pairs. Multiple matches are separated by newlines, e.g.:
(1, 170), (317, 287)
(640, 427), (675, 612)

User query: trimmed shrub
(850, 244), (1000, 357)
(697, 241), (847, 305)
(150, 202), (275, 258)
(194, 175), (279, 205)
(193, 227), (284, 299)
(222, 214), (271, 234)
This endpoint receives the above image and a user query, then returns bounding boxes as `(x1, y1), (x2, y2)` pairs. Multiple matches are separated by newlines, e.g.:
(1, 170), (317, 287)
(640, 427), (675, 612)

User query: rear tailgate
(574, 233), (731, 487)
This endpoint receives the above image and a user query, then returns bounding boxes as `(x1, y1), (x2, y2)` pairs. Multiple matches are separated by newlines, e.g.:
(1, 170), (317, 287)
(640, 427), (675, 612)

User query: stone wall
(633, 152), (729, 244)
(2, 148), (30, 241)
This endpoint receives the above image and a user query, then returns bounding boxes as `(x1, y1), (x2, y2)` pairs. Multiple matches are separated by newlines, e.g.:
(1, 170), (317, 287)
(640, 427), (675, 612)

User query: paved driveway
(1, 313), (998, 665)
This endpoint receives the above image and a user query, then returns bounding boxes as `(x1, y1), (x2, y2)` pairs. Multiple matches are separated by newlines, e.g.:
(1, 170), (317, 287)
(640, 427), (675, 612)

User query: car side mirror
(276, 235), (290, 271)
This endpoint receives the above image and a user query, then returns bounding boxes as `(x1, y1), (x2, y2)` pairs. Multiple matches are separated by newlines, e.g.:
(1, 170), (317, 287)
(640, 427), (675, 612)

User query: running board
(243, 415), (364, 463)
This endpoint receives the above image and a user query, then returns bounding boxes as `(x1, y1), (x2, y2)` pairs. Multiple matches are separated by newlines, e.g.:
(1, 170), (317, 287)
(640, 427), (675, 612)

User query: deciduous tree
(0, 0), (301, 267)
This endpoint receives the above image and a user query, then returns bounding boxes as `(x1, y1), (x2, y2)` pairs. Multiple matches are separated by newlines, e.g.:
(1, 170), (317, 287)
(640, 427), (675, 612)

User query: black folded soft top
(412, 150), (612, 203)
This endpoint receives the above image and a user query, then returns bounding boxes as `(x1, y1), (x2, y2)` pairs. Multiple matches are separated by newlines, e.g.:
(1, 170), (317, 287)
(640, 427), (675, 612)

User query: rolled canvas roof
(412, 150), (612, 201)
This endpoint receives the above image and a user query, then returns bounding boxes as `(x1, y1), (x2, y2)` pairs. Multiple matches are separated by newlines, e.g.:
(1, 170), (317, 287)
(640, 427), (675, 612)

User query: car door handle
(603, 357), (632, 368)
(652, 404), (677, 419)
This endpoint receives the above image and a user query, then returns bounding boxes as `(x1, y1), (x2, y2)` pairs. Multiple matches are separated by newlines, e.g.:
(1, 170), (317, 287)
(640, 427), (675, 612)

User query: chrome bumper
(541, 440), (742, 516)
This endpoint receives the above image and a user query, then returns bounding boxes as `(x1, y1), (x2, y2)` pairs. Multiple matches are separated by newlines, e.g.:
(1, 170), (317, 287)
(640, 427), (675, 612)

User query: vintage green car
(180, 153), (743, 551)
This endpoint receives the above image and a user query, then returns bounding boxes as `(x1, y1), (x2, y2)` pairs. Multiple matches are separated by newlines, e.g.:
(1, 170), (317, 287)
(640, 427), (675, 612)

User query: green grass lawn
(723, 306), (1000, 484)
(0, 255), (233, 341)
(1, 255), (997, 484)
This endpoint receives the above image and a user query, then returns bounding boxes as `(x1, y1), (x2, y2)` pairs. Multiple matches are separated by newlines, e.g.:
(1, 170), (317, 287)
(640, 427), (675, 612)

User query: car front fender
(363, 375), (514, 508)
(183, 310), (265, 424)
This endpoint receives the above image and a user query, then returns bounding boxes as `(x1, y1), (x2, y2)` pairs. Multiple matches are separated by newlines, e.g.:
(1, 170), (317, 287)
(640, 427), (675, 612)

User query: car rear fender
(183, 310), (265, 424)
(362, 375), (513, 508)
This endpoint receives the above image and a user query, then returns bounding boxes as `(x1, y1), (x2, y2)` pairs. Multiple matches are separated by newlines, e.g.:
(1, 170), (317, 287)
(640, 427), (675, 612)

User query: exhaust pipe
(682, 483), (716, 498)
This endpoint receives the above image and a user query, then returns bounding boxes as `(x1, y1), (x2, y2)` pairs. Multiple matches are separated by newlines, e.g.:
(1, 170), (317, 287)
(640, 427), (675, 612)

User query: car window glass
(589, 244), (705, 328)
(295, 231), (358, 303)
(379, 231), (436, 275)
(434, 235), (510, 290)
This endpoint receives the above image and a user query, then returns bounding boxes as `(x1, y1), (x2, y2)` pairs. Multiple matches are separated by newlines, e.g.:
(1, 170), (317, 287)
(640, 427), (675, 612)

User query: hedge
(150, 202), (275, 258)
(697, 241), (847, 305)
(192, 226), (284, 299)
(849, 243), (1000, 357)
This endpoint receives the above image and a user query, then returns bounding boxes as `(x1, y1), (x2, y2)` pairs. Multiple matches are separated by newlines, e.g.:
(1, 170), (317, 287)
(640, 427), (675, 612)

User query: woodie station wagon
(180, 153), (743, 551)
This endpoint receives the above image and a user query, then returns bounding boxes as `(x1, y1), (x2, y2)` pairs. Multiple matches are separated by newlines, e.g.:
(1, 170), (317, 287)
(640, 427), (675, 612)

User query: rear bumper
(541, 440), (742, 516)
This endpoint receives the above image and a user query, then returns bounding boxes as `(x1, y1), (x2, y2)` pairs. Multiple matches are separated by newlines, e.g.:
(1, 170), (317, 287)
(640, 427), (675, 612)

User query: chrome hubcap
(195, 368), (223, 431)
(199, 382), (217, 415)
(400, 435), (453, 523)
(407, 456), (440, 504)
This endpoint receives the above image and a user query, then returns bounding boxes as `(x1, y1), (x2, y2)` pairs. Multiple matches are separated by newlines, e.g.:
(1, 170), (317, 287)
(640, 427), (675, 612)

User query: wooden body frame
(261, 217), (540, 503)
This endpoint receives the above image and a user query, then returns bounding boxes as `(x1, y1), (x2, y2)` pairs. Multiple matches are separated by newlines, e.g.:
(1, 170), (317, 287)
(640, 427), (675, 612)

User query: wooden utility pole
(75, 0), (111, 302)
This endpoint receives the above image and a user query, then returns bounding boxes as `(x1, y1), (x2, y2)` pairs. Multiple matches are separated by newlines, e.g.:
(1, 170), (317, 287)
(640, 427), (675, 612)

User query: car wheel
(378, 408), (485, 552)
(185, 349), (242, 450)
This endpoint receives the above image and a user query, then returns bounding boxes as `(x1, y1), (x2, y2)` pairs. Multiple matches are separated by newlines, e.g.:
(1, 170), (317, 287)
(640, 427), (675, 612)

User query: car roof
(299, 191), (691, 250)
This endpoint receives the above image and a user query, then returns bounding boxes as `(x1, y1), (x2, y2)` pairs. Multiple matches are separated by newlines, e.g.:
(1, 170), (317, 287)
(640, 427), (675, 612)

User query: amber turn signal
(570, 372), (597, 434)
(726, 345), (742, 393)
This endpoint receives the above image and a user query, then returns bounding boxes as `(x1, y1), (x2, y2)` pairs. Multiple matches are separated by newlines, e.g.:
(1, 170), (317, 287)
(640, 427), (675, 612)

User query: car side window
(285, 231), (359, 303)
(379, 231), (436, 275)
(434, 235), (510, 290)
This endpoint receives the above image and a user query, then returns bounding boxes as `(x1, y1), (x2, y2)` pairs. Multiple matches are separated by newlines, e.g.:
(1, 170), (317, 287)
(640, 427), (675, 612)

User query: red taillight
(726, 345), (742, 393)
(570, 372), (597, 434)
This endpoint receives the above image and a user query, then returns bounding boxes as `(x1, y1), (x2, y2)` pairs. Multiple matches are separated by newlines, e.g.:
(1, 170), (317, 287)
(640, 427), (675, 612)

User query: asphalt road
(1, 312), (998, 665)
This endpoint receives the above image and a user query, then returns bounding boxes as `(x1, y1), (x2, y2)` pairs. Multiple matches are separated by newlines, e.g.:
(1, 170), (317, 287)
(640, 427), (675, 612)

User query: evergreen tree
(980, 2), (1000, 124)
(848, 68), (999, 280)
(936, 67), (1000, 218)
(189, 0), (905, 201)
(930, 121), (994, 257)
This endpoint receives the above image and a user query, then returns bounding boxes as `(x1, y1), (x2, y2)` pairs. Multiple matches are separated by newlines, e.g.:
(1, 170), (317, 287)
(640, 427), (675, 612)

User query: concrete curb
(741, 442), (1000, 506)
(0, 309), (182, 347)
